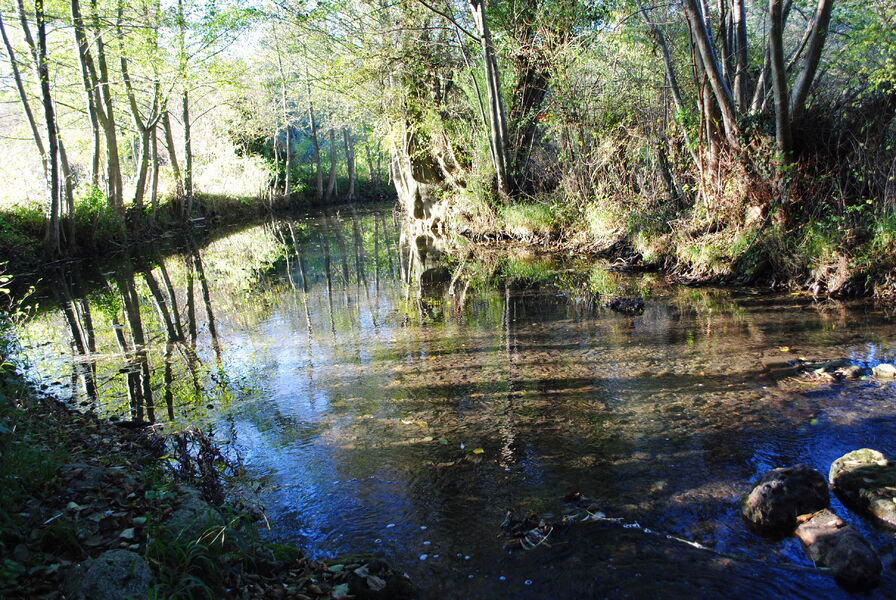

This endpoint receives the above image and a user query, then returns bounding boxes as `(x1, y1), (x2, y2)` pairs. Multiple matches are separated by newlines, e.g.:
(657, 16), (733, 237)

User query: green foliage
(0, 206), (43, 267)
(75, 186), (125, 243)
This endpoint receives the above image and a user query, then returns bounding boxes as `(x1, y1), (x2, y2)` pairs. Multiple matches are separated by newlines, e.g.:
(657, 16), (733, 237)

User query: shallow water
(15, 204), (896, 598)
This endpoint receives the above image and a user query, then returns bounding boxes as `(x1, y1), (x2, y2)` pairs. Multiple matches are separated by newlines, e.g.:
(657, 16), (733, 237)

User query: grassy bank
(0, 184), (395, 275)
(444, 193), (896, 300)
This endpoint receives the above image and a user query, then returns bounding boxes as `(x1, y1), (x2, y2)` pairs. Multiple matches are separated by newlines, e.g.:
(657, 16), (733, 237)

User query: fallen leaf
(472, 448), (484, 455)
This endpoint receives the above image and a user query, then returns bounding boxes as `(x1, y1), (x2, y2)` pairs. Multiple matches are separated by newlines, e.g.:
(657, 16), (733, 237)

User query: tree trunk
(70, 0), (101, 187)
(150, 127), (160, 222)
(275, 35), (291, 199)
(0, 12), (47, 180)
(732, 0), (749, 109)
(682, 0), (740, 145)
(343, 128), (355, 200)
(789, 0), (834, 122)
(308, 99), (323, 201)
(34, 0), (61, 255)
(162, 109), (183, 197)
(90, 0), (123, 212)
(769, 0), (792, 155)
(326, 128), (337, 200)
(182, 89), (193, 215)
(469, 0), (511, 196)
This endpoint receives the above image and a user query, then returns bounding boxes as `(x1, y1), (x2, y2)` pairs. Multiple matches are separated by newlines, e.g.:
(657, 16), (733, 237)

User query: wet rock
(742, 465), (829, 532)
(605, 297), (644, 315)
(347, 558), (415, 600)
(829, 449), (896, 530)
(795, 509), (881, 591)
(801, 359), (866, 382)
(872, 363), (896, 380)
(79, 550), (152, 600)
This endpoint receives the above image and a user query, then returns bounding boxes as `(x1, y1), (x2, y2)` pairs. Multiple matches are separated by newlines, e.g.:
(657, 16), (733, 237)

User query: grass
(498, 202), (557, 240)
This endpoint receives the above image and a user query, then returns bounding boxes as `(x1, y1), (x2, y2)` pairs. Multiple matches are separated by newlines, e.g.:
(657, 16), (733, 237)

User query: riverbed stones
(79, 549), (152, 600)
(742, 465), (829, 532)
(605, 297), (645, 315)
(872, 363), (896, 379)
(829, 449), (896, 530)
(795, 509), (881, 590)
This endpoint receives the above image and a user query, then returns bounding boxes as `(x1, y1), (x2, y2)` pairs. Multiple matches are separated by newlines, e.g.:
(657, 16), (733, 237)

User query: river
(14, 203), (896, 598)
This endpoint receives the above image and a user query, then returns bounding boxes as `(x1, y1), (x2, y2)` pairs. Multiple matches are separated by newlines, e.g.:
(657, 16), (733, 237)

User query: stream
(13, 203), (896, 598)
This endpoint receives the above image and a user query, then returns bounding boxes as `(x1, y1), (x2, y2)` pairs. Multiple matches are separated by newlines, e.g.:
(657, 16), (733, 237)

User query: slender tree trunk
(682, 0), (740, 145)
(162, 109), (183, 196)
(182, 90), (193, 214)
(326, 128), (337, 200)
(275, 33), (291, 199)
(150, 127), (160, 222)
(90, 0), (123, 212)
(34, 0), (61, 255)
(732, 0), (749, 109)
(343, 128), (355, 200)
(308, 98), (323, 201)
(59, 139), (76, 247)
(789, 0), (834, 122)
(177, 0), (192, 215)
(639, 3), (700, 167)
(70, 0), (101, 187)
(0, 13), (47, 182)
(469, 0), (511, 196)
(769, 0), (792, 155)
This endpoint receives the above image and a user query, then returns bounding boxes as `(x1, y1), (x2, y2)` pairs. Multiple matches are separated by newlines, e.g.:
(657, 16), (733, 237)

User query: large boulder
(795, 509), (881, 591)
(829, 449), (896, 530)
(79, 550), (152, 600)
(742, 465), (829, 532)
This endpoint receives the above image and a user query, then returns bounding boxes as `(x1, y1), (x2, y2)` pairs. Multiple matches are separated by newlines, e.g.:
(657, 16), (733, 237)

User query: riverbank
(0, 188), (394, 276)
(434, 195), (896, 301)
(0, 336), (412, 599)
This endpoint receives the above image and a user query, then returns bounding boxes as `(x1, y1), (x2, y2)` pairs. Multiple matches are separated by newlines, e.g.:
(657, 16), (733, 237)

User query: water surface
(16, 204), (896, 598)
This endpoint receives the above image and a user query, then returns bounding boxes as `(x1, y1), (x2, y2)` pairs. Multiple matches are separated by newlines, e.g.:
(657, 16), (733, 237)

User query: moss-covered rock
(829, 449), (896, 530)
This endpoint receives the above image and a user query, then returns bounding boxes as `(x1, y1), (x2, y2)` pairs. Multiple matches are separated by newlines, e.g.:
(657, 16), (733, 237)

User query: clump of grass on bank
(498, 202), (556, 240)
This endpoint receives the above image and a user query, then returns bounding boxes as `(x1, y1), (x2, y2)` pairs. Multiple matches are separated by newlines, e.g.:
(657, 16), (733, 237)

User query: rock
(163, 486), (224, 540)
(872, 363), (896, 379)
(605, 297), (644, 315)
(346, 558), (415, 600)
(829, 449), (896, 530)
(742, 465), (829, 532)
(804, 359), (866, 381)
(57, 463), (109, 491)
(79, 550), (152, 600)
(795, 509), (881, 591)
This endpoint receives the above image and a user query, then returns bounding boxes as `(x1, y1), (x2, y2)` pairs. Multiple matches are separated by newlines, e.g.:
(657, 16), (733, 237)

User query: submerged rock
(795, 509), (881, 591)
(742, 465), (829, 532)
(829, 449), (896, 530)
(605, 297), (644, 315)
(79, 550), (152, 600)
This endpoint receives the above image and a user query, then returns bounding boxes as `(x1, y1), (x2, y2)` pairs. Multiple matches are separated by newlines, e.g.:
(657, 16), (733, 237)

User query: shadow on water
(13, 203), (896, 598)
